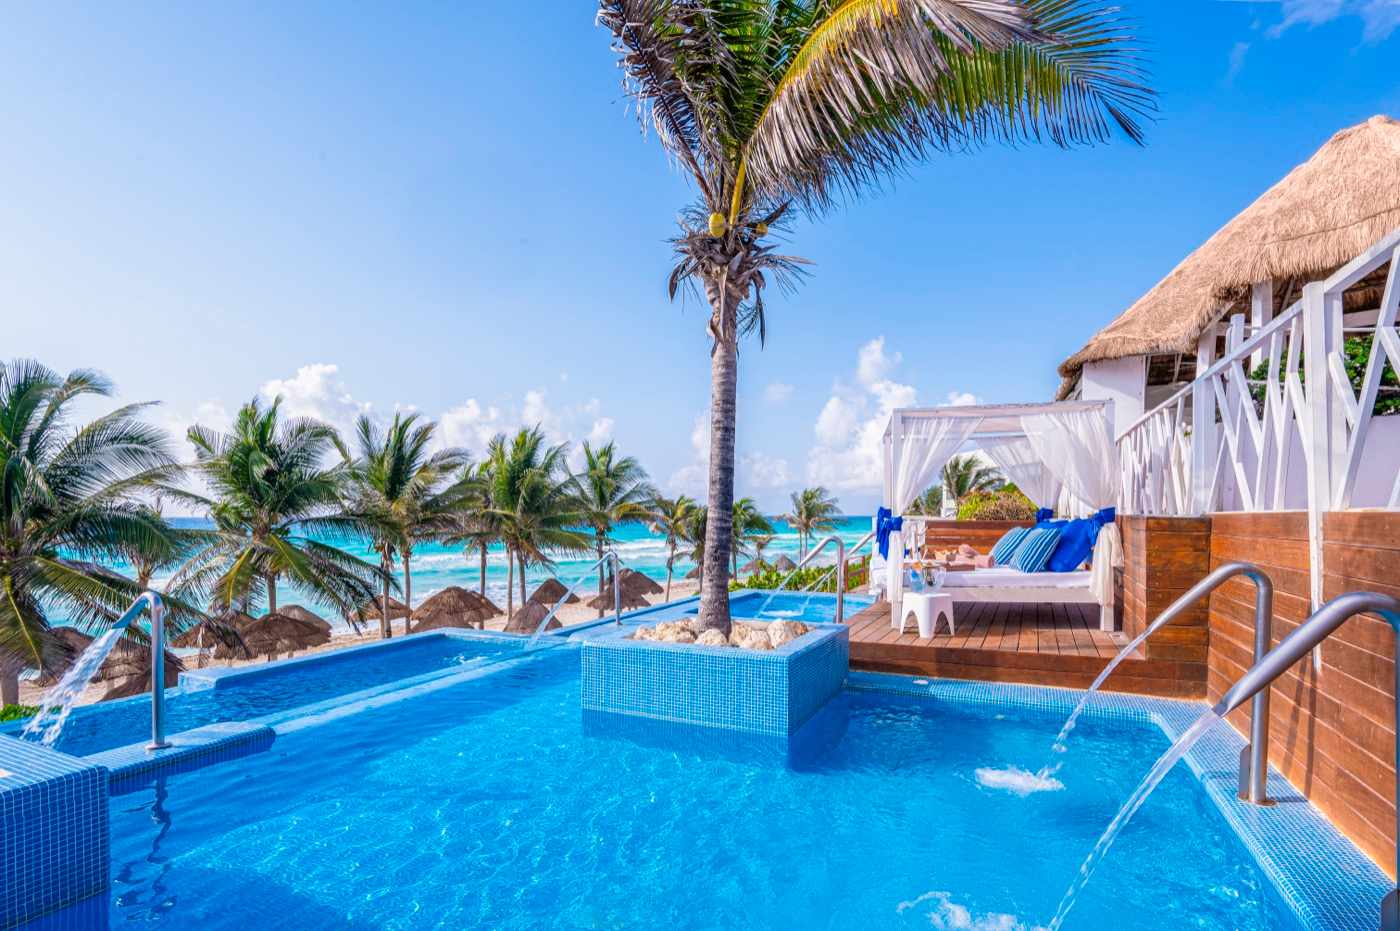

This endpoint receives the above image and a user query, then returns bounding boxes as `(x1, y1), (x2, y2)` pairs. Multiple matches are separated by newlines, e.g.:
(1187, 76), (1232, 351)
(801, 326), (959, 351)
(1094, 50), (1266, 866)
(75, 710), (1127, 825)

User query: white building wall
(1080, 356), (1147, 440)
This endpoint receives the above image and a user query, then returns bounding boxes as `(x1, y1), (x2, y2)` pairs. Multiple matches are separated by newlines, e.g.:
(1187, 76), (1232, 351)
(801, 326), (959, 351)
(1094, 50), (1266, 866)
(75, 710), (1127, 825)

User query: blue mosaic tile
(847, 671), (1393, 931)
(89, 722), (276, 797)
(0, 736), (109, 928)
(580, 623), (848, 736)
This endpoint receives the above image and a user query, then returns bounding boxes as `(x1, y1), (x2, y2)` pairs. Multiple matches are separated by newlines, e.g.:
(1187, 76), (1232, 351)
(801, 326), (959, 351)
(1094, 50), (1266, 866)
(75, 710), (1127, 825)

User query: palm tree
(649, 494), (695, 601)
(348, 413), (467, 637)
(678, 504), (708, 586)
(446, 459), (501, 601)
(574, 442), (656, 615)
(0, 361), (194, 706)
(751, 533), (774, 569)
(176, 397), (385, 627)
(485, 427), (591, 620)
(905, 485), (944, 517)
(599, 0), (1151, 635)
(942, 455), (1003, 512)
(785, 487), (841, 559)
(730, 497), (774, 576)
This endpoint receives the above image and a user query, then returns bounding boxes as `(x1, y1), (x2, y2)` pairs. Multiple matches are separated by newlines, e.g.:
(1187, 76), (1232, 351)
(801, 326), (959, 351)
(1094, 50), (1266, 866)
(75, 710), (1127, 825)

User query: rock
(728, 623), (753, 647)
(696, 629), (728, 647)
(633, 626), (657, 641)
(743, 631), (774, 651)
(654, 622), (696, 644)
(767, 620), (810, 648)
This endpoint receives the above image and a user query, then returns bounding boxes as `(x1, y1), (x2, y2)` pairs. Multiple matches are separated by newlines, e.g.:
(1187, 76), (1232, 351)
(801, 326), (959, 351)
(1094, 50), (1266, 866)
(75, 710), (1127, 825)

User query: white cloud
(439, 388), (617, 468)
(743, 451), (792, 489)
(1227, 0), (1400, 42)
(259, 363), (371, 437)
(763, 381), (795, 404)
(945, 390), (981, 407)
(806, 337), (917, 492)
(1224, 41), (1251, 84)
(667, 410), (712, 494)
(667, 407), (792, 497)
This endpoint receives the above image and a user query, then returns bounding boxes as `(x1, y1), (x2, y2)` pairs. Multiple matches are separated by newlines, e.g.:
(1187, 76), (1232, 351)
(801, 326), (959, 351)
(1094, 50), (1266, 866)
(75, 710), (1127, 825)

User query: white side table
(896, 591), (955, 638)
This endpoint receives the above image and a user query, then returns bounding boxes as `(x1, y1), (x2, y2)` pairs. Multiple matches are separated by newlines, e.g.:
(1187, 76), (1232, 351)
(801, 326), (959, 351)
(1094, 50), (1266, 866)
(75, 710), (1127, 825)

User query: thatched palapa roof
(344, 596), (410, 623)
(527, 578), (579, 606)
(410, 586), (499, 633)
(505, 600), (558, 634)
(281, 605), (333, 636)
(587, 588), (650, 611)
(1058, 115), (1400, 395)
(217, 612), (330, 659)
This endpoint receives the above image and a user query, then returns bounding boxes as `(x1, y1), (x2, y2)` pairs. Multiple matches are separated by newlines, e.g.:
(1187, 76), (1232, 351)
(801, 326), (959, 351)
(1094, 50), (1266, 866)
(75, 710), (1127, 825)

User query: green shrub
(957, 487), (1037, 521)
(0, 705), (37, 723)
(730, 555), (870, 593)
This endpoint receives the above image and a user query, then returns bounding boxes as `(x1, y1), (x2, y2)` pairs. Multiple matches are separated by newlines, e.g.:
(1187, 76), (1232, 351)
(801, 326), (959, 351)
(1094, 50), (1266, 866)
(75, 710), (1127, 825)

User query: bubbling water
(21, 628), (127, 747)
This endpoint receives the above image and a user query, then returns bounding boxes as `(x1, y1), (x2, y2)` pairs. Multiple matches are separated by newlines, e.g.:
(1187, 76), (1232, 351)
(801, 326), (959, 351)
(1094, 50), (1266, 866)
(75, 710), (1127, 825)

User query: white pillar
(1191, 324), (1219, 514)
(1249, 280), (1274, 370)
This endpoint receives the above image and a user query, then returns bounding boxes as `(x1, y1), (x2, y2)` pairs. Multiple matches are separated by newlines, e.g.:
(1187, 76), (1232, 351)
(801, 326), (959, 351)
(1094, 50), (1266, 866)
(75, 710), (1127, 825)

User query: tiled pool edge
(847, 671), (1389, 931)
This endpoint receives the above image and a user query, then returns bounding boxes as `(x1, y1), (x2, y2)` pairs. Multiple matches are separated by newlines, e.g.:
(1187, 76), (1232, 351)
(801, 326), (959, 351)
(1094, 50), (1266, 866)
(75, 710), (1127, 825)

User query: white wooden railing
(1117, 227), (1400, 612)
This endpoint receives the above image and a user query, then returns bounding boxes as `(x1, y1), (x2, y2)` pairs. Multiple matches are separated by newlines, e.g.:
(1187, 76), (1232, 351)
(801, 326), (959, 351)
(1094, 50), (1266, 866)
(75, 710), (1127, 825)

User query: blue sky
(3, 1), (1398, 514)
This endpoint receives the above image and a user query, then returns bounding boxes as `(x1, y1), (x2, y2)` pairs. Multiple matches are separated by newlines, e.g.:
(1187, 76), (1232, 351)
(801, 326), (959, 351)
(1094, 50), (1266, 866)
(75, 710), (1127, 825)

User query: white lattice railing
(1117, 227), (1400, 612)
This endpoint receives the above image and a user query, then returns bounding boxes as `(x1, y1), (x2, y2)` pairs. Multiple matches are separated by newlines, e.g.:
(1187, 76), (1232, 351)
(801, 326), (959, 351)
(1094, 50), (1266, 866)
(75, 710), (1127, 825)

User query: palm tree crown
(177, 397), (384, 621)
(0, 361), (189, 705)
(600, 0), (1152, 633)
(649, 494), (695, 601)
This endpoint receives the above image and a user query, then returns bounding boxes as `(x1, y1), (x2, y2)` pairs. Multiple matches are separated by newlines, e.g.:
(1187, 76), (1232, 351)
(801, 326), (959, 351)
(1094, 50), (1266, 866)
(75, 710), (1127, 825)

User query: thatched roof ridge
(1059, 115), (1400, 390)
(528, 578), (579, 606)
(409, 586), (498, 633)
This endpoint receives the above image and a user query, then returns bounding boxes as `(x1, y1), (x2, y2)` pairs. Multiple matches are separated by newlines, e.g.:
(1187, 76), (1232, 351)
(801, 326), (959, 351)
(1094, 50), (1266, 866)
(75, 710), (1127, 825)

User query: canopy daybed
(875, 400), (1122, 631)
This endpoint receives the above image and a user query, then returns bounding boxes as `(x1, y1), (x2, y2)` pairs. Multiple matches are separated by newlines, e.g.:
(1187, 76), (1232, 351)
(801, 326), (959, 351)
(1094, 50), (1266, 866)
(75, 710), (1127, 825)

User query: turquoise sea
(131, 515), (875, 627)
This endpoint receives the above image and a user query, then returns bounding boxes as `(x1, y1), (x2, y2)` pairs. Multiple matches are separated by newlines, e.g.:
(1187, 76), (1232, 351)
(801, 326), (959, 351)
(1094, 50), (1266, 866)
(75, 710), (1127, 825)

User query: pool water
(26, 636), (517, 758)
(68, 649), (1296, 931)
(725, 590), (873, 625)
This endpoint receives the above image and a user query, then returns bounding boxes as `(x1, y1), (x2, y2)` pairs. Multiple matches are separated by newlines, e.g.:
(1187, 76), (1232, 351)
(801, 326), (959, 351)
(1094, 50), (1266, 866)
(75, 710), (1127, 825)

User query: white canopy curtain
(976, 436), (1063, 512)
(881, 412), (981, 615)
(1021, 407), (1123, 611)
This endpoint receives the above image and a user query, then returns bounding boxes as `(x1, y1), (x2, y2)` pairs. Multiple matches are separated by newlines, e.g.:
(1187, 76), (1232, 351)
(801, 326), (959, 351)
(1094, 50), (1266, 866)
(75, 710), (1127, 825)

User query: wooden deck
(847, 601), (1205, 698)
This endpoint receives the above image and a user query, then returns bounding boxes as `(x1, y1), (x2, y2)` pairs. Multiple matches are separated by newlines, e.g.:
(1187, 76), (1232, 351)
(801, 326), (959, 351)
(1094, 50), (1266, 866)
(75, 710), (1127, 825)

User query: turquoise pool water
(15, 636), (517, 758)
(48, 648), (1297, 931)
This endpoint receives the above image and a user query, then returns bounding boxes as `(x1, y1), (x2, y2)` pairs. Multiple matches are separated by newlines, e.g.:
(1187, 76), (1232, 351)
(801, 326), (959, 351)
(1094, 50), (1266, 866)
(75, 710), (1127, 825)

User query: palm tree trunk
(478, 543), (488, 596)
(266, 573), (278, 614)
(697, 275), (740, 635)
(379, 553), (392, 639)
(595, 535), (607, 618)
(0, 657), (20, 708)
(664, 544), (675, 602)
(518, 553), (527, 607)
(402, 552), (413, 637)
(506, 551), (515, 621)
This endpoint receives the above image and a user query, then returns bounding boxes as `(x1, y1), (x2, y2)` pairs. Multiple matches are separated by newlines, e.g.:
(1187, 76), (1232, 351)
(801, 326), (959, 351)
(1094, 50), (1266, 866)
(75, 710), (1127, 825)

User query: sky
(3, 1), (1399, 514)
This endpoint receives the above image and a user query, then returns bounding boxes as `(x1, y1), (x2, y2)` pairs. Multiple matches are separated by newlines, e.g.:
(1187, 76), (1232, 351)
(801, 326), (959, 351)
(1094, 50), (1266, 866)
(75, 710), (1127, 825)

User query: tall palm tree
(785, 487), (841, 559)
(751, 533), (774, 568)
(649, 494), (695, 602)
(485, 427), (591, 620)
(599, 0), (1152, 634)
(348, 413), (467, 637)
(678, 504), (708, 586)
(942, 455), (1003, 512)
(0, 361), (194, 706)
(730, 497), (774, 576)
(446, 459), (501, 600)
(574, 441), (655, 615)
(905, 485), (944, 517)
(176, 398), (385, 626)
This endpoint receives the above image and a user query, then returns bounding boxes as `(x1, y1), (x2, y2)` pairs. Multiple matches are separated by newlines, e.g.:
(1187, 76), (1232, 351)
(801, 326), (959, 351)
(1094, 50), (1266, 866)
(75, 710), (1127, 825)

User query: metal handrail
(524, 550), (622, 649)
(801, 529), (876, 595)
(117, 592), (170, 750)
(767, 534), (848, 623)
(1210, 590), (1400, 929)
(1123, 562), (1275, 804)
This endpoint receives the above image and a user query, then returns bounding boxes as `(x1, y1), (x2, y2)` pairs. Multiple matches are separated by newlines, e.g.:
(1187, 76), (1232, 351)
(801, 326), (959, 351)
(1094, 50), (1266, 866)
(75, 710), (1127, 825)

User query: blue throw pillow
(1011, 527), (1061, 573)
(989, 526), (1030, 565)
(1046, 518), (1102, 573)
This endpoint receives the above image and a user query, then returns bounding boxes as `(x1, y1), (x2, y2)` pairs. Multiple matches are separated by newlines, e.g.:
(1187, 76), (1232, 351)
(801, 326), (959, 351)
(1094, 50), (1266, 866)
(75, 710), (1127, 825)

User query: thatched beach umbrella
(217, 612), (330, 660)
(35, 628), (182, 697)
(344, 596), (410, 625)
(587, 588), (649, 612)
(619, 569), (663, 596)
(505, 600), (559, 634)
(684, 565), (701, 580)
(527, 578), (579, 606)
(410, 586), (498, 633)
(281, 605), (333, 637)
(739, 558), (768, 575)
(171, 610), (250, 650)
(773, 555), (798, 572)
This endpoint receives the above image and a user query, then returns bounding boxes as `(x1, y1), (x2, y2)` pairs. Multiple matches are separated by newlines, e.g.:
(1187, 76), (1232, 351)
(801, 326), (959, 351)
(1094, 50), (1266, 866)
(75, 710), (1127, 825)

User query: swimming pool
(24, 646), (1314, 930)
(9, 633), (518, 757)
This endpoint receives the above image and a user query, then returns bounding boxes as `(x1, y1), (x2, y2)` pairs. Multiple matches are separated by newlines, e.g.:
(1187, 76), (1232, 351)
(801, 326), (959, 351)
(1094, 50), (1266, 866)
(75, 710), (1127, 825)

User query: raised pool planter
(580, 622), (848, 736)
(0, 735), (108, 927)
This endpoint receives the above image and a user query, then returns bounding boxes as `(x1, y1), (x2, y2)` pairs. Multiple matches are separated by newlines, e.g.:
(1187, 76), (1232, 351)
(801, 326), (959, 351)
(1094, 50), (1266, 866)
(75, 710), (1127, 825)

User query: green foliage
(0, 704), (37, 722)
(956, 487), (1037, 521)
(1249, 336), (1399, 416)
(730, 555), (870, 593)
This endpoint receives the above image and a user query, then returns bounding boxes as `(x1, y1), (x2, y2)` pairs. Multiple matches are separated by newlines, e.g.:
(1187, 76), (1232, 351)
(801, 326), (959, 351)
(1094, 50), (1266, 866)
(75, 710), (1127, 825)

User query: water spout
(21, 592), (168, 750)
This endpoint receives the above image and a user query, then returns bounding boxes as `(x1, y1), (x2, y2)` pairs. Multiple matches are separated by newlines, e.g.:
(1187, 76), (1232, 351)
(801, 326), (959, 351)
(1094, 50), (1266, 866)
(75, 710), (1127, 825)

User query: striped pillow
(989, 526), (1030, 566)
(1011, 527), (1062, 573)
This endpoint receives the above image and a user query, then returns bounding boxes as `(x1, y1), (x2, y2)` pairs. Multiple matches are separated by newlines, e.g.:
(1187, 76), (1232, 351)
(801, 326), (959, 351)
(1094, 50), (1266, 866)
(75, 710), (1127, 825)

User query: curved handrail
(801, 529), (876, 594)
(1210, 590), (1400, 928)
(524, 551), (622, 649)
(764, 534), (848, 623)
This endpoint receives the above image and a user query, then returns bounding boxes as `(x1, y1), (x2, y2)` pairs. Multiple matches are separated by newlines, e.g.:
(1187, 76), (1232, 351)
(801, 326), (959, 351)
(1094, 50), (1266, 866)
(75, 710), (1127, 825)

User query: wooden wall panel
(1119, 516), (1211, 674)
(915, 520), (1032, 557)
(1206, 509), (1400, 876)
